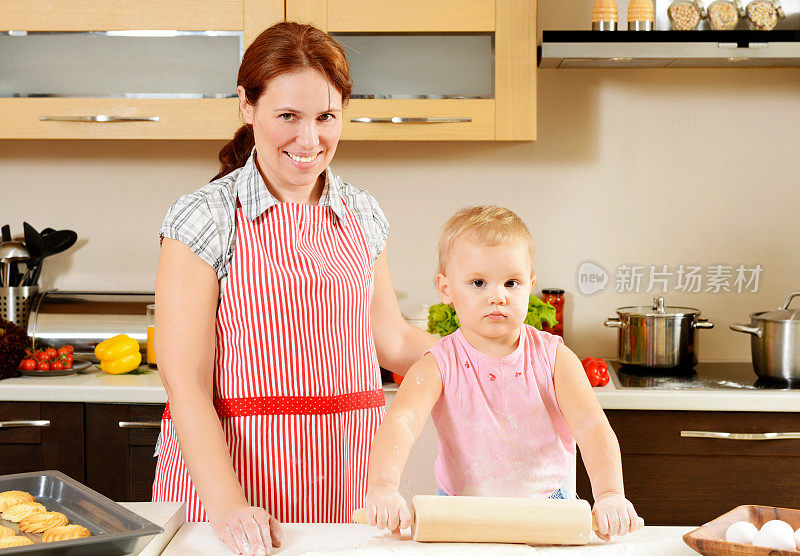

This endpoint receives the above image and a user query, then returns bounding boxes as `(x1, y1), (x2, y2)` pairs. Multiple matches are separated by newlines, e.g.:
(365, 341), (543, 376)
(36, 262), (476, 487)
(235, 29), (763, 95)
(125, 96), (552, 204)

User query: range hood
(539, 30), (800, 68)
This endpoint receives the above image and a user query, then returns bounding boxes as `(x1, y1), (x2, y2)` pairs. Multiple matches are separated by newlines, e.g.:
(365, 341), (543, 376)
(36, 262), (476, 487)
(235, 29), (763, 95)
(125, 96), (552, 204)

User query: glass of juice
(146, 304), (157, 368)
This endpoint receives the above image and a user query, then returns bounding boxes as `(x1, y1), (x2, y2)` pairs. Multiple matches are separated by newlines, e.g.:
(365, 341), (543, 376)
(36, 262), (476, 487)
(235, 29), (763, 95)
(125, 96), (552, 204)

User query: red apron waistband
(162, 389), (385, 419)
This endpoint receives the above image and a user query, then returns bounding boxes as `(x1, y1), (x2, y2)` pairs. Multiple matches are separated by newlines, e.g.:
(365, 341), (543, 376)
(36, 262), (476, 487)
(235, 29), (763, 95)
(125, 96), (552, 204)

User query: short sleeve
(335, 176), (391, 263)
(159, 193), (224, 273)
(366, 194), (390, 260)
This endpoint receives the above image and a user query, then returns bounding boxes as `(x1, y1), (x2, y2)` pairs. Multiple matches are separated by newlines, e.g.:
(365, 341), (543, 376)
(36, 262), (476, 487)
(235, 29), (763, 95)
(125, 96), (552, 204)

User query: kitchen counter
(119, 501), (184, 555)
(2, 365), (798, 411)
(162, 522), (698, 555)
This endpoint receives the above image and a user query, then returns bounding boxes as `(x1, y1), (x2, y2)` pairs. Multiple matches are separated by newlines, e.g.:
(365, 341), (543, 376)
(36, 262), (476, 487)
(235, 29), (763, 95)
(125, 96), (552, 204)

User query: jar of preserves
(541, 288), (565, 338)
(668, 0), (706, 30)
(744, 0), (784, 30)
(706, 0), (744, 30)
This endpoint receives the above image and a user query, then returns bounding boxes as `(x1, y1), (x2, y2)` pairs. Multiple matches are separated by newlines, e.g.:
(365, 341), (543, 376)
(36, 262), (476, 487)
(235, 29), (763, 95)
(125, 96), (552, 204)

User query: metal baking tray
(0, 470), (163, 555)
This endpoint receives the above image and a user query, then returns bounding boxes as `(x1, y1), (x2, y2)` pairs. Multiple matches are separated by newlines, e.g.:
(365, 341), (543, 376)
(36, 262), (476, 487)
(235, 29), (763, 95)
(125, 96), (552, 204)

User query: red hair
(213, 22), (351, 181)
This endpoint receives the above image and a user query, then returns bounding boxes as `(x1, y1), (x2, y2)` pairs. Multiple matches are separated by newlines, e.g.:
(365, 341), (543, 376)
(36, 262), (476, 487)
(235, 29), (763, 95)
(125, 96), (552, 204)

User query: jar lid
(541, 288), (565, 295)
(616, 296), (700, 317)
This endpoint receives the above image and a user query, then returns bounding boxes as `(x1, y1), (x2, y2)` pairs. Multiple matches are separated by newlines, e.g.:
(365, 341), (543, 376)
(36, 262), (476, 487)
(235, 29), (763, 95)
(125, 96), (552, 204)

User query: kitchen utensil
(592, 0), (619, 29)
(628, 0), (656, 29)
(730, 291), (800, 382)
(683, 504), (800, 555)
(353, 496), (644, 544)
(0, 241), (30, 288)
(0, 225), (20, 287)
(28, 291), (153, 355)
(604, 296), (714, 368)
(28, 229), (78, 286)
(22, 222), (43, 287)
(0, 286), (39, 329)
(0, 469), (162, 554)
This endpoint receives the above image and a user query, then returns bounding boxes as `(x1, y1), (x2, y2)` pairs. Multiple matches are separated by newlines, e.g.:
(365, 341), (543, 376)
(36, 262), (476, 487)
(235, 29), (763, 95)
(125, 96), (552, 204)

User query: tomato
(22, 359), (37, 371)
(45, 348), (57, 359)
(64, 355), (73, 366)
(51, 361), (64, 371)
(62, 360), (72, 370)
(63, 345), (74, 354)
(37, 361), (50, 371)
(57, 347), (71, 357)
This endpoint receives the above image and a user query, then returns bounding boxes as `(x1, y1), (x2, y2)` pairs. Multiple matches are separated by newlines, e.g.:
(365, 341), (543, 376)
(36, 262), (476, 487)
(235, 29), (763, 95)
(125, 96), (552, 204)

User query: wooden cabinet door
(287, 0), (536, 141)
(85, 403), (164, 502)
(577, 410), (800, 526)
(0, 402), (83, 480)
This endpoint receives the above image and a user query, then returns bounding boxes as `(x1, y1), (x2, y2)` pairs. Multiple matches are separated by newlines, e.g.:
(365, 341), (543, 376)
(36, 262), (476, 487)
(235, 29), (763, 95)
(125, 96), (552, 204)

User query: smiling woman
(151, 21), (437, 556)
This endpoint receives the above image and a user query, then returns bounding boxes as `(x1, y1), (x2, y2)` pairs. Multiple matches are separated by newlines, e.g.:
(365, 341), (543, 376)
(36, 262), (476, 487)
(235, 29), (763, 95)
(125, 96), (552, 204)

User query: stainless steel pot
(730, 291), (800, 381)
(604, 296), (714, 368)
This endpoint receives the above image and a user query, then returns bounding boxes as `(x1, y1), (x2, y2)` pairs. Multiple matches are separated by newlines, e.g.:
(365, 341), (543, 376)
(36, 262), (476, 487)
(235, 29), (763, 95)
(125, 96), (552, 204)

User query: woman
(152, 22), (436, 555)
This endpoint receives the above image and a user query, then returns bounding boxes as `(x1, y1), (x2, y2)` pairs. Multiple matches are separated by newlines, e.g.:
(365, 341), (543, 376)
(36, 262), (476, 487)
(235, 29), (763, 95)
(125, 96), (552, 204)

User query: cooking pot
(730, 291), (800, 381)
(604, 296), (714, 368)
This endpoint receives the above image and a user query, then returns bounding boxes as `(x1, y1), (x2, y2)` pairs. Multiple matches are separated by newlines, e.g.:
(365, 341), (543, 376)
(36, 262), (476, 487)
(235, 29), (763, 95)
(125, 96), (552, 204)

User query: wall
(2, 2), (799, 361)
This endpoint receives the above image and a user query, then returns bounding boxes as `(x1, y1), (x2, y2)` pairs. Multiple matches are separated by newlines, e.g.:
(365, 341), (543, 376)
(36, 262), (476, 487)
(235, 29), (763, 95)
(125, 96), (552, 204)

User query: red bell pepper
(581, 357), (610, 387)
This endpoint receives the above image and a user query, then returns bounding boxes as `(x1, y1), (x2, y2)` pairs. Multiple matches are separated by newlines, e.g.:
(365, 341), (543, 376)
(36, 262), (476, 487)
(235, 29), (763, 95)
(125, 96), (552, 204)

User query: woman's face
(238, 67), (343, 192)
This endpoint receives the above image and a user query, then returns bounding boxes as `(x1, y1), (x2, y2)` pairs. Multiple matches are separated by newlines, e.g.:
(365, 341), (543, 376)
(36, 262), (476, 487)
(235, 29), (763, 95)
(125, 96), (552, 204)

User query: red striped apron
(152, 200), (385, 523)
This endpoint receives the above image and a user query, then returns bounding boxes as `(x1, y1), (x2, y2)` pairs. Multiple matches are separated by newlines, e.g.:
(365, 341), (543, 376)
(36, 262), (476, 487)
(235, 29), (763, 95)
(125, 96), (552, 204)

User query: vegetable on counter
(0, 318), (32, 379)
(18, 344), (74, 371)
(94, 334), (142, 375)
(581, 356), (610, 387)
(427, 295), (558, 337)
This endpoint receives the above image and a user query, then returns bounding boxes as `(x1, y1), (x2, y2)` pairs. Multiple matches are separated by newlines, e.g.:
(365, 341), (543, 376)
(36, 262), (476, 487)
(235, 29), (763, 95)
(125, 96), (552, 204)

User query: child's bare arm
(553, 343), (638, 539)
(365, 353), (443, 532)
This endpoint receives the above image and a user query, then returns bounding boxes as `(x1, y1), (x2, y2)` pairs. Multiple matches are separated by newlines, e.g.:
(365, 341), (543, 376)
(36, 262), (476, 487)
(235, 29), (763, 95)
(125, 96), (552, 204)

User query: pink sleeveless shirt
(427, 325), (575, 498)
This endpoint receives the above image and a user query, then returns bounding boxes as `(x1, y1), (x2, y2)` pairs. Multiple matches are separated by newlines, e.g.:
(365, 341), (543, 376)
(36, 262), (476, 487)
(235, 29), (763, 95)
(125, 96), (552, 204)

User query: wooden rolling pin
(353, 495), (644, 545)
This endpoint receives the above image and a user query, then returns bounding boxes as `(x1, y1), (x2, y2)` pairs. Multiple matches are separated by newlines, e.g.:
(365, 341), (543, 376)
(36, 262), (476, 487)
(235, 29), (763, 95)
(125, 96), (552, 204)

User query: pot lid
(754, 291), (800, 322)
(617, 296), (700, 317)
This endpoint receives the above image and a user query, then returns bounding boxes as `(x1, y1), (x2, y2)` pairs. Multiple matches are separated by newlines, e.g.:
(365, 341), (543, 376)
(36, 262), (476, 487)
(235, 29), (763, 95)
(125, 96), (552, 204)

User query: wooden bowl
(683, 505), (800, 555)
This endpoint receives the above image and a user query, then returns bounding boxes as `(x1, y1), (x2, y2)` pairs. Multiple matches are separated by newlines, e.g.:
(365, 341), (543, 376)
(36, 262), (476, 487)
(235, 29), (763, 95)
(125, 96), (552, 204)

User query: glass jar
(744, 0), (784, 30)
(146, 304), (156, 369)
(541, 289), (565, 338)
(706, 0), (743, 30)
(668, 0), (706, 30)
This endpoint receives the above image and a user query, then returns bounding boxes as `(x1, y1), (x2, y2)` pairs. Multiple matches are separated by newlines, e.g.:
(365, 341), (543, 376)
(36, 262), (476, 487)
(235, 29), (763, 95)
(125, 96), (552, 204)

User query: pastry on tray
(19, 510), (69, 533)
(0, 525), (13, 538)
(1, 502), (46, 523)
(0, 491), (35, 512)
(0, 536), (35, 548)
(42, 524), (91, 542)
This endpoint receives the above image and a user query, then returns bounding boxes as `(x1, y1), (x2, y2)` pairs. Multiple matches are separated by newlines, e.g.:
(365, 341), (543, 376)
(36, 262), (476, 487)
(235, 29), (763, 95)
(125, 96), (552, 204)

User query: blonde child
(364, 206), (639, 541)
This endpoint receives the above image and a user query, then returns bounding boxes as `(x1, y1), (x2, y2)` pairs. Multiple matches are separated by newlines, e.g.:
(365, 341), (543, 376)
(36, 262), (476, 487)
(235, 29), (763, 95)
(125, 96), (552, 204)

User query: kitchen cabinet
(0, 1), (283, 140)
(287, 0), (537, 140)
(576, 410), (800, 526)
(0, 402), (83, 481)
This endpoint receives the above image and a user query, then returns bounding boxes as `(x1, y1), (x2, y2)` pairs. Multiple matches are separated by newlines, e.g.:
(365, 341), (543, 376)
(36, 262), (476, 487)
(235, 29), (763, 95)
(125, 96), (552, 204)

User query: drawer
(0, 98), (240, 140)
(607, 411), (800, 457)
(127, 405), (165, 447)
(0, 402), (44, 443)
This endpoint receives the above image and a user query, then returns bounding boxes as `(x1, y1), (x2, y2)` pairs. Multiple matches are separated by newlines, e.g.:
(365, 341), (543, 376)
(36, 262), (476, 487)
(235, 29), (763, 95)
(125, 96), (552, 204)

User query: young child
(364, 206), (639, 541)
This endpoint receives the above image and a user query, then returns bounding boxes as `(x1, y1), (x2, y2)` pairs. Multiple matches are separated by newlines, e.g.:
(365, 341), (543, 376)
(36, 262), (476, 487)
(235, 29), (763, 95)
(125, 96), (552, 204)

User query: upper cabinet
(1, 0), (537, 141)
(288, 0), (537, 140)
(0, 0), (282, 139)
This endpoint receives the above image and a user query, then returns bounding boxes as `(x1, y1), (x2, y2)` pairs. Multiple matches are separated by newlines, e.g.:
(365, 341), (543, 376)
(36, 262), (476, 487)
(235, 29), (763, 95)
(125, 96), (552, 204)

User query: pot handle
(693, 318), (714, 329)
(604, 318), (625, 328)
(729, 323), (762, 337)
(781, 291), (800, 310)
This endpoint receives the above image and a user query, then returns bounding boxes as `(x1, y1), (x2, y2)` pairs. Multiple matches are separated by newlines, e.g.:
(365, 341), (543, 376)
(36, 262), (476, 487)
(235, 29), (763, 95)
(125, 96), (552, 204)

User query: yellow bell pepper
(95, 334), (142, 374)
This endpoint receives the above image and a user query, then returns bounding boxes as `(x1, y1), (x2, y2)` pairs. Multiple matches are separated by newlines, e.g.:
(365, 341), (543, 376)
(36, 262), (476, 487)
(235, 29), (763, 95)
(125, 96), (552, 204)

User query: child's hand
(364, 485), (412, 536)
(592, 494), (639, 541)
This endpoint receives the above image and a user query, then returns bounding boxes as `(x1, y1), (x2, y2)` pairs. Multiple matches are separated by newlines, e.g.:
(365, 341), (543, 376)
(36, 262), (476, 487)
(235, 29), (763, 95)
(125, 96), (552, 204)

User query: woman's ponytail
(212, 124), (255, 181)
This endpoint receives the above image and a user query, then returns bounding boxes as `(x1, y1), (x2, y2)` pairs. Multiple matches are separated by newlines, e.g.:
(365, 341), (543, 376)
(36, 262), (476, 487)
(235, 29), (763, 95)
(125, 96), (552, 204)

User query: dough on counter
(1, 502), (46, 523)
(0, 536), (35, 548)
(42, 524), (91, 542)
(19, 510), (69, 533)
(0, 491), (34, 512)
(0, 525), (14, 538)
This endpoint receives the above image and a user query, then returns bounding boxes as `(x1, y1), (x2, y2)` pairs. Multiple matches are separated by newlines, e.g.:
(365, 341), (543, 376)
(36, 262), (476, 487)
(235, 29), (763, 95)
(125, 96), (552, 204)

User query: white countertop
(162, 522), (698, 555)
(2, 364), (799, 411)
(119, 501), (184, 555)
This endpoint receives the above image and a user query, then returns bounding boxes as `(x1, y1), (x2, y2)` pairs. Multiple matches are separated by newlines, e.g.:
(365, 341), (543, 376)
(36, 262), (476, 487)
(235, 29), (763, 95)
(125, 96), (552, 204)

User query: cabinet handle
(681, 430), (800, 440)
(0, 420), (50, 428)
(118, 421), (161, 429)
(350, 117), (471, 124)
(40, 115), (160, 123)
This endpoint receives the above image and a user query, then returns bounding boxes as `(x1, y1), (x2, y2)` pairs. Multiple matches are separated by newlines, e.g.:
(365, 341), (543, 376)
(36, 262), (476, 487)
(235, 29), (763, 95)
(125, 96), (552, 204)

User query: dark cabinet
(85, 404), (164, 502)
(577, 410), (800, 526)
(0, 402), (84, 480)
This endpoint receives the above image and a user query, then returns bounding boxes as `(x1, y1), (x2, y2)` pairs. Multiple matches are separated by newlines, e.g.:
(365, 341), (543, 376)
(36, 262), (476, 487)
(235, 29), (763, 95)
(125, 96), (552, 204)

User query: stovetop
(611, 361), (800, 390)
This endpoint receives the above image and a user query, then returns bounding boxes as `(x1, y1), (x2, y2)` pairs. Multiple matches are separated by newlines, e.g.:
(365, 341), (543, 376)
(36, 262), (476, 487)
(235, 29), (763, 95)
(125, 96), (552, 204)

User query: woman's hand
(364, 485), (412, 537)
(210, 504), (284, 555)
(592, 493), (639, 541)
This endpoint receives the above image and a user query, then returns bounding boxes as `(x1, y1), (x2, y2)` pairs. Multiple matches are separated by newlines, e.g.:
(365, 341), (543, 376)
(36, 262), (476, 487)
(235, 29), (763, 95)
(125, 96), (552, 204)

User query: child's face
(436, 235), (535, 342)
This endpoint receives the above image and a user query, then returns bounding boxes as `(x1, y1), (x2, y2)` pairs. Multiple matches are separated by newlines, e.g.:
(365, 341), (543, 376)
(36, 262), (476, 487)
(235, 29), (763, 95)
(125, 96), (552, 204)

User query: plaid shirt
(159, 150), (389, 297)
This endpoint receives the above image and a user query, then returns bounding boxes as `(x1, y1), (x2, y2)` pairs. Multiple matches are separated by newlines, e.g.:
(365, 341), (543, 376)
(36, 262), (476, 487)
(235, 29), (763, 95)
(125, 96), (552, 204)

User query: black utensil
(31, 229), (78, 286)
(41, 228), (56, 236)
(23, 222), (44, 287)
